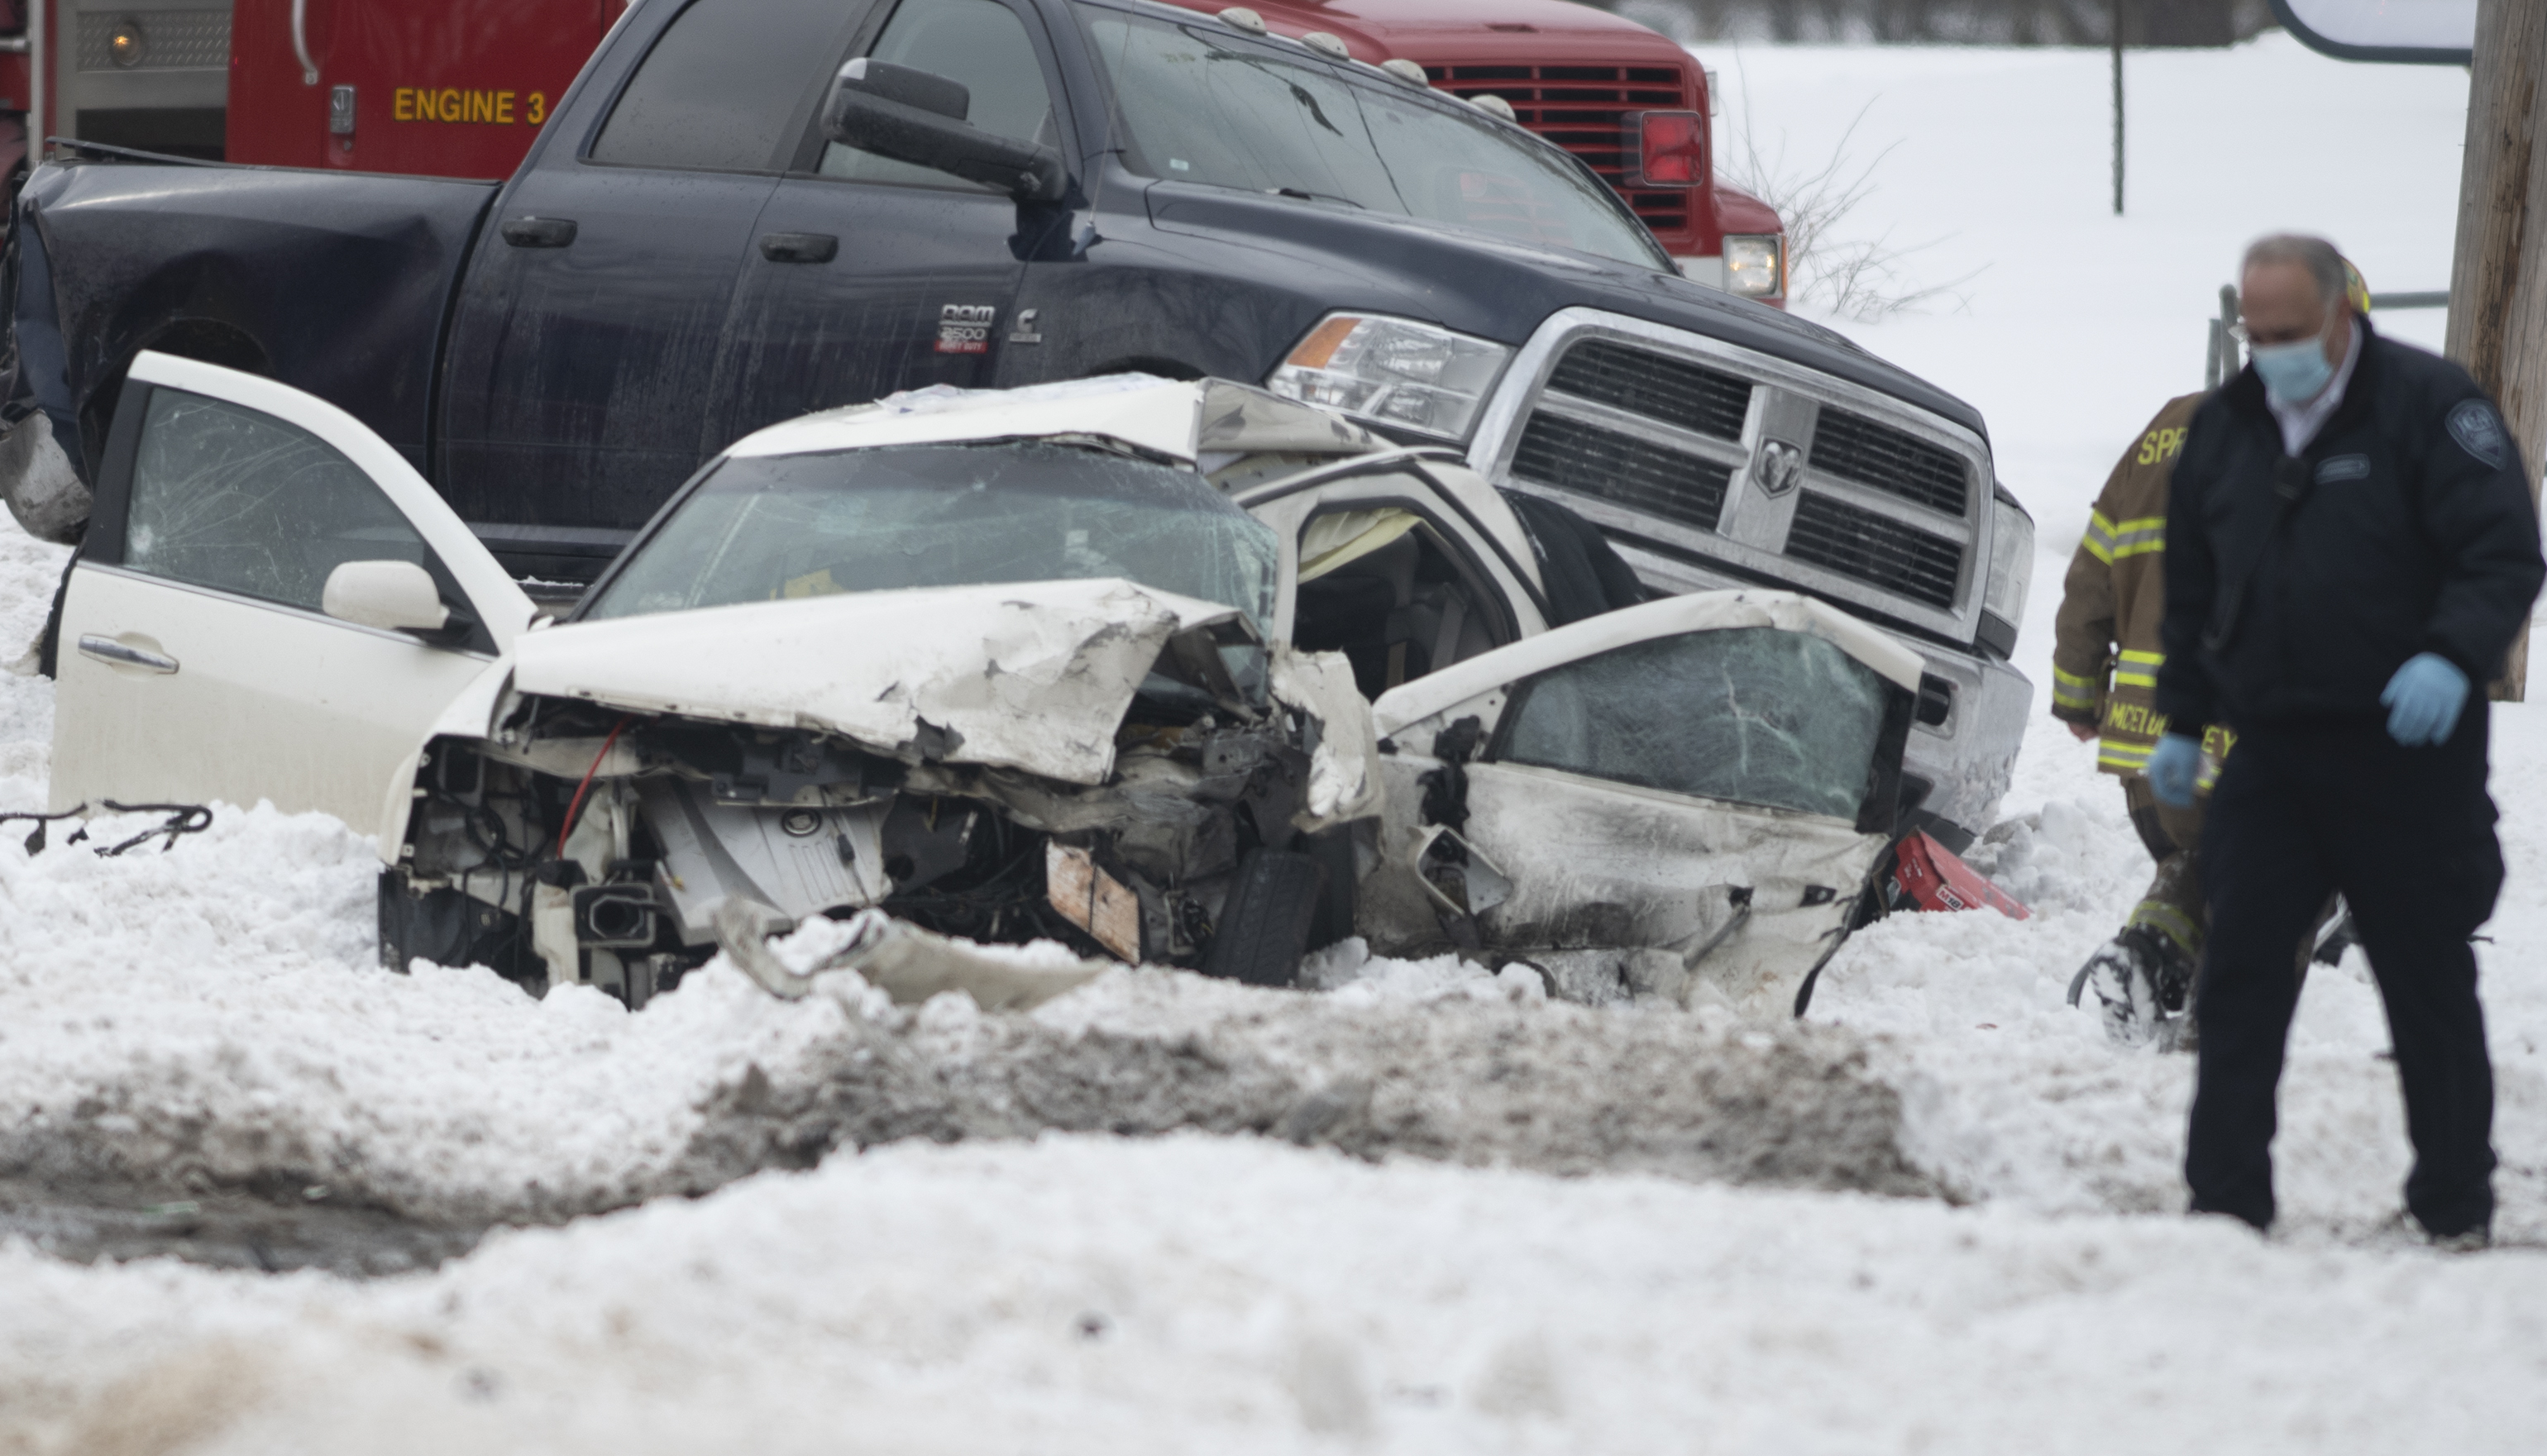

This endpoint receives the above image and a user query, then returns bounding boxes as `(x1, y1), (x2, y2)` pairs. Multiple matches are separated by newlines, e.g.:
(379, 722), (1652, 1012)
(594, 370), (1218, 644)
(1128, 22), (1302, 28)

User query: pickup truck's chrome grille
(1512, 413), (1731, 532)
(1546, 340), (1747, 442)
(1476, 312), (1995, 646)
(1784, 494), (1963, 609)
(1810, 407), (1971, 516)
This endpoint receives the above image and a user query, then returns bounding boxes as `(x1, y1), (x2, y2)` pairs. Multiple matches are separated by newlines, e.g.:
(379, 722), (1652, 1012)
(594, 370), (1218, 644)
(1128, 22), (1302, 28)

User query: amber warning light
(1629, 111), (1705, 188)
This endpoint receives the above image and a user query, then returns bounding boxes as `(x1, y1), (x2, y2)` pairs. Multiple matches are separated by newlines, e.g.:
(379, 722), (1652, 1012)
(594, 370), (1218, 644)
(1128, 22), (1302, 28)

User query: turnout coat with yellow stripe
(2052, 393), (2227, 777)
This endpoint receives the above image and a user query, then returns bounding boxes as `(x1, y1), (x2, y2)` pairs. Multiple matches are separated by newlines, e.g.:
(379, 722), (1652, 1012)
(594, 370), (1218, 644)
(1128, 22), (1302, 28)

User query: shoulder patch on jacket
(2314, 454), (2372, 484)
(2448, 399), (2508, 468)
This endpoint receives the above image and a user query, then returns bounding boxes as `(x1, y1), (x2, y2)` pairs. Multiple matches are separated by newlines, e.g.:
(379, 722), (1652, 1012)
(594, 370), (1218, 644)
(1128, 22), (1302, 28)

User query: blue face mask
(2252, 335), (2335, 403)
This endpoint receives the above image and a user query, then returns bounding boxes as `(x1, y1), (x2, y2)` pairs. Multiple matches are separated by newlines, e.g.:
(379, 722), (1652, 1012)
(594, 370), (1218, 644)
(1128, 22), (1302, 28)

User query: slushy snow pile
(3, 32), (2544, 1454)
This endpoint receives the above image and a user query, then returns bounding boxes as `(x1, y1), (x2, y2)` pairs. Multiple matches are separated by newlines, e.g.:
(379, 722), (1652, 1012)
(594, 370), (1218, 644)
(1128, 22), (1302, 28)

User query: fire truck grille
(1512, 413), (1731, 534)
(77, 11), (232, 72)
(1809, 408), (1971, 516)
(1546, 340), (1750, 442)
(1422, 64), (1694, 241)
(1784, 494), (1964, 609)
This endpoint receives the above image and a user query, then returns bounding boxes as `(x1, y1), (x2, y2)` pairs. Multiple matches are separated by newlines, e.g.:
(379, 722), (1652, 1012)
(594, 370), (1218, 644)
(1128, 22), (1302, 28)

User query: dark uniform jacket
(2157, 316), (2546, 734)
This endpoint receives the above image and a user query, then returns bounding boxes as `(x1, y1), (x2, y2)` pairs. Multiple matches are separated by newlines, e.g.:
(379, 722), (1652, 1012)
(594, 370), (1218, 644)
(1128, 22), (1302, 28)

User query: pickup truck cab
(3, 0), (2030, 844)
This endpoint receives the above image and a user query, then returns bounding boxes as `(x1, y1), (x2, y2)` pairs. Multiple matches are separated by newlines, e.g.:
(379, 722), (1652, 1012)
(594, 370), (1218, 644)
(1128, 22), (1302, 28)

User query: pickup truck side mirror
(824, 58), (1068, 204)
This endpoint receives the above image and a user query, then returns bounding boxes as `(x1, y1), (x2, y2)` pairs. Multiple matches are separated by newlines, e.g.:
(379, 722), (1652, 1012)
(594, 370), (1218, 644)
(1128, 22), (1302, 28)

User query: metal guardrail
(2205, 285), (2450, 389)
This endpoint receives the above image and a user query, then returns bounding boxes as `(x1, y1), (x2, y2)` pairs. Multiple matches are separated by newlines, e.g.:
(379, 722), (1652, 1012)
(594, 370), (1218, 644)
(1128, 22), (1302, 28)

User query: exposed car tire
(0, 413), (88, 546)
(1203, 849), (1328, 988)
(377, 871), (536, 990)
(1297, 825), (1358, 951)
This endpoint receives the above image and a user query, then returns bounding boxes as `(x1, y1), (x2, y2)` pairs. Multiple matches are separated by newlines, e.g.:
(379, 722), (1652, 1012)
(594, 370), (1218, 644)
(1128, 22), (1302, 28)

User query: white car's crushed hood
(511, 579), (1245, 786)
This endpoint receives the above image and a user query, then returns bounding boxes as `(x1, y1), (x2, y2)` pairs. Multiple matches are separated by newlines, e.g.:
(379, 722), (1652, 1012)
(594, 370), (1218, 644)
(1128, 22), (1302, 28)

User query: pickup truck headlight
(1724, 234), (1784, 299)
(1979, 491), (2033, 659)
(1267, 314), (1512, 442)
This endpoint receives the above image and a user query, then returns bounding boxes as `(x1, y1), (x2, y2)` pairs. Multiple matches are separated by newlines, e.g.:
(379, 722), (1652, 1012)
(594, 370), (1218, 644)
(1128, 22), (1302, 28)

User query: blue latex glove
(2382, 652), (2470, 747)
(2147, 733), (2202, 809)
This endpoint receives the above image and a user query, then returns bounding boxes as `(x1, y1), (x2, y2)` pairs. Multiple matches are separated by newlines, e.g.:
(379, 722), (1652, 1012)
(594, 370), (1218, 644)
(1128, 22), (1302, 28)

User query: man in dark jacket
(2149, 234), (2544, 1247)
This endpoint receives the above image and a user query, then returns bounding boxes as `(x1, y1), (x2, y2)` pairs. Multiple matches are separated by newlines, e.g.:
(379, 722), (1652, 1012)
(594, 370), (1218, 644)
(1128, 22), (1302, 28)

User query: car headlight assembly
(1980, 489), (2033, 657)
(1266, 313), (1512, 442)
(1724, 233), (1784, 299)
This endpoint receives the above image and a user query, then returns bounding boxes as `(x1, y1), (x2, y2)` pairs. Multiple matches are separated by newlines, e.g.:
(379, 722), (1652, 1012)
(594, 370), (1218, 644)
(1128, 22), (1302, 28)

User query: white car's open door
(1364, 590), (1926, 1014)
(1229, 452), (1551, 693)
(50, 352), (535, 853)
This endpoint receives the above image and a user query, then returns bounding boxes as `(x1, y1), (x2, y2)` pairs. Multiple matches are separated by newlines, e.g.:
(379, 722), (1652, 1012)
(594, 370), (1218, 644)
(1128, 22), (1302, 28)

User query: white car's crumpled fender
(509, 579), (1244, 786)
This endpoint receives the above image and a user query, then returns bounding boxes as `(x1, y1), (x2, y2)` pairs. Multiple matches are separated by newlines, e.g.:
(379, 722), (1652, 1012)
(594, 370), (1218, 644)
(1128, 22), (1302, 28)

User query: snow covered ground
(5, 31), (2546, 1454)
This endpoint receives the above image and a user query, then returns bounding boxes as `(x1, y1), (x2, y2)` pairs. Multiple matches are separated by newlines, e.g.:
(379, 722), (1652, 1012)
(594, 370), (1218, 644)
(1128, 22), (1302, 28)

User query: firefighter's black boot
(2068, 924), (2196, 1049)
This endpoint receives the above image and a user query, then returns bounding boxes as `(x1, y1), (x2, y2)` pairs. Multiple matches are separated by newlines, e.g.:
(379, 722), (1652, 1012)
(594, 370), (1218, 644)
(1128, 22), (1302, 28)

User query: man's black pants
(2190, 708), (2502, 1236)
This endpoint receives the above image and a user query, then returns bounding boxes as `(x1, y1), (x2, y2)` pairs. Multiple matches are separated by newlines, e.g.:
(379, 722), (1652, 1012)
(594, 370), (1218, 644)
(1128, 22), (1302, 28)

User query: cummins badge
(936, 304), (996, 355)
(1754, 437), (1804, 496)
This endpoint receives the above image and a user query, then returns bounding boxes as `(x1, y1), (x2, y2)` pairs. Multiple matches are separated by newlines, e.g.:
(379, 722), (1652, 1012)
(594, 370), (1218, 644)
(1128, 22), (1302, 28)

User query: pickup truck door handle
(499, 217), (578, 249)
(758, 232), (839, 264)
(79, 635), (179, 674)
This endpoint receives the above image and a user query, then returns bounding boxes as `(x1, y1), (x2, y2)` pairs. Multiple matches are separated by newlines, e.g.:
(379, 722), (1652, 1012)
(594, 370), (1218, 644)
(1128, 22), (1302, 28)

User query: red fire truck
(0, 0), (1782, 298)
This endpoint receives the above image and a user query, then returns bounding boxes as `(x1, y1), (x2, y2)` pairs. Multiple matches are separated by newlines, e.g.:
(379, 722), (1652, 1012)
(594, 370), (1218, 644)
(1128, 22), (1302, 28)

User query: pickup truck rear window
(1075, 5), (1668, 271)
(593, 0), (867, 173)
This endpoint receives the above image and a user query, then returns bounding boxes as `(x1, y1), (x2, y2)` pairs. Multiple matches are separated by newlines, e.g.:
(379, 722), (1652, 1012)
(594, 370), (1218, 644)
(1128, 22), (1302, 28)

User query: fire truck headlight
(1267, 313), (1512, 442)
(108, 20), (147, 69)
(1724, 235), (1784, 299)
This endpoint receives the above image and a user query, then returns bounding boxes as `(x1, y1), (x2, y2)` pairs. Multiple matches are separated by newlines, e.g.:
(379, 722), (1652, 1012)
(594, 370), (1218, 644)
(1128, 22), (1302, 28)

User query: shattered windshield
(1497, 629), (1891, 820)
(582, 442), (1280, 629)
(1075, 4), (1669, 270)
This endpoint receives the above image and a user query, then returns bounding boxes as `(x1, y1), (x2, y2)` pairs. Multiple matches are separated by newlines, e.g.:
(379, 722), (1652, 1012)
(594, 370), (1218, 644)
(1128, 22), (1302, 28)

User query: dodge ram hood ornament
(1754, 437), (1805, 497)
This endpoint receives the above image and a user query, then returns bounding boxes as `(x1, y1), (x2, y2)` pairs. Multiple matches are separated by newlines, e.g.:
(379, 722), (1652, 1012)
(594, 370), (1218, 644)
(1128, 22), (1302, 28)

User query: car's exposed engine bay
(386, 620), (1358, 1006)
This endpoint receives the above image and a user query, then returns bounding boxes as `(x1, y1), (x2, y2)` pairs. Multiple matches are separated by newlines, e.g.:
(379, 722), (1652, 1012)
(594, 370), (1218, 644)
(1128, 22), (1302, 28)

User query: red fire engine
(0, 0), (1782, 299)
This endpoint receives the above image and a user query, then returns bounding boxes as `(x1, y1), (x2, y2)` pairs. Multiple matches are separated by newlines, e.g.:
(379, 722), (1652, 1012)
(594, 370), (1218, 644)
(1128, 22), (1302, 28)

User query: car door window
(816, 0), (1056, 189)
(593, 0), (867, 172)
(122, 388), (428, 613)
(1495, 628), (1890, 819)
(1289, 500), (1511, 698)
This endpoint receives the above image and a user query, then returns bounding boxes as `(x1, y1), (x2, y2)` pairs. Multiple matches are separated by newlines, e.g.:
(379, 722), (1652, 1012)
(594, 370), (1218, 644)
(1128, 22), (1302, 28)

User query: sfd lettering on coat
(2135, 426), (2188, 466)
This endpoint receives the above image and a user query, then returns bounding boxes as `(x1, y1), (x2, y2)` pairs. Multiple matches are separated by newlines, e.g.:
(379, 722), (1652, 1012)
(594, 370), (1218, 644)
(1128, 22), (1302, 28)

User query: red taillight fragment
(1629, 110), (1704, 187)
(1888, 832), (2032, 920)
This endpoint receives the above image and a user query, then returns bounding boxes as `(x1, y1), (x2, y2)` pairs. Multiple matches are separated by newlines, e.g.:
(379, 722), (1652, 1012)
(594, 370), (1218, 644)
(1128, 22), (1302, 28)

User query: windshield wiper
(1269, 186), (1364, 208)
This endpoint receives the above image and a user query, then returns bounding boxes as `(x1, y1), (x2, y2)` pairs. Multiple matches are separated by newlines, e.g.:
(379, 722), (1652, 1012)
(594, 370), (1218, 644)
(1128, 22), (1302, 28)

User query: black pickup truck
(0, 0), (2033, 843)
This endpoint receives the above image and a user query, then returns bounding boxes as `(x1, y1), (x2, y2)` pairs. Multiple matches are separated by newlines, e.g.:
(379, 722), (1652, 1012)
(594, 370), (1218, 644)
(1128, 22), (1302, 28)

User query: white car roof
(724, 375), (1383, 465)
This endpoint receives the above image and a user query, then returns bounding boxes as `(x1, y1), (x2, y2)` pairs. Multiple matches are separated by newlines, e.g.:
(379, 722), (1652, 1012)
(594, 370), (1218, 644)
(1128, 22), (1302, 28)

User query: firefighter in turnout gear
(2052, 393), (2224, 1046)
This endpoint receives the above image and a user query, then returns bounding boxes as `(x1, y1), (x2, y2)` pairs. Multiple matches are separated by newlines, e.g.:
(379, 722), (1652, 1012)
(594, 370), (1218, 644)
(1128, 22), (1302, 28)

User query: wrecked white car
(47, 354), (1923, 1013)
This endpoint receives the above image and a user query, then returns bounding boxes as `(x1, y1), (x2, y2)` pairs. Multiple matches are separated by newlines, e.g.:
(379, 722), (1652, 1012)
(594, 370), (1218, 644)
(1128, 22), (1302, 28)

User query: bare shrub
(1718, 61), (1980, 319)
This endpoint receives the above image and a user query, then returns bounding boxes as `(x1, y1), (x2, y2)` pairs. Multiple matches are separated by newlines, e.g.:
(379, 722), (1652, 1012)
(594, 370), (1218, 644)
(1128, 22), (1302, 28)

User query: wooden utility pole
(2446, 0), (2547, 700)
